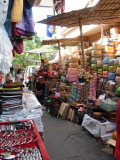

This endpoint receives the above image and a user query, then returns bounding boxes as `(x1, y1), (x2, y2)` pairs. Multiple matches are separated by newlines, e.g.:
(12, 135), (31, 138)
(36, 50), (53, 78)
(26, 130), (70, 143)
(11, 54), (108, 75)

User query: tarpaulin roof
(41, 36), (88, 45)
(38, 0), (120, 27)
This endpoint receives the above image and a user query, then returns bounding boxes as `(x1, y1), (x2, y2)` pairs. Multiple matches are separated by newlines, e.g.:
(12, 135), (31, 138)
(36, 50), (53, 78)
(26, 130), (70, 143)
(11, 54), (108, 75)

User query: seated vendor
(36, 76), (45, 105)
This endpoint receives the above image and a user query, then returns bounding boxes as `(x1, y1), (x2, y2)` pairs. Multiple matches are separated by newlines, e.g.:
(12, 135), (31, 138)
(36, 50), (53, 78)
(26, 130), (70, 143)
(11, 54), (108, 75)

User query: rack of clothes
(0, 0), (37, 75)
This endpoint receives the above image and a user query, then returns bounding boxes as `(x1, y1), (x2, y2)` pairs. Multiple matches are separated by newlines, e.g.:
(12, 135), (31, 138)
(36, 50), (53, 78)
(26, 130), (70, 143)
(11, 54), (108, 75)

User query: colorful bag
(103, 71), (108, 77)
(100, 99), (117, 112)
(109, 66), (116, 72)
(91, 57), (97, 63)
(116, 67), (120, 76)
(91, 64), (97, 71)
(103, 57), (111, 64)
(108, 72), (115, 80)
(97, 69), (103, 74)
(114, 59), (120, 66)
(109, 59), (115, 66)
(115, 87), (120, 94)
(103, 64), (109, 71)
(97, 61), (102, 68)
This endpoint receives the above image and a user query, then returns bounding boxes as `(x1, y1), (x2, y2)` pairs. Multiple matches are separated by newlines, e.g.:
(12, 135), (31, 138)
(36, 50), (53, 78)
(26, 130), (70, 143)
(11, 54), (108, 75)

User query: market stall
(0, 79), (49, 159)
(41, 37), (82, 66)
(0, 1), (50, 159)
(38, 1), (120, 158)
(38, 0), (120, 68)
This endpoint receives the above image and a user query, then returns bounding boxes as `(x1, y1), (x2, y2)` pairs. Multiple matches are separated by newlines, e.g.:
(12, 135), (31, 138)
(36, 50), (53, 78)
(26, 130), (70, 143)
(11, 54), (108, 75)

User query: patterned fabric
(15, 0), (35, 35)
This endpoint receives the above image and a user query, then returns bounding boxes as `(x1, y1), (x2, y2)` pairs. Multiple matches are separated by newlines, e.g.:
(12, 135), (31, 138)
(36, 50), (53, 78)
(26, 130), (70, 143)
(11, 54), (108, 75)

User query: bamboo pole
(79, 19), (85, 69)
(58, 40), (61, 66)
(79, 19), (88, 106)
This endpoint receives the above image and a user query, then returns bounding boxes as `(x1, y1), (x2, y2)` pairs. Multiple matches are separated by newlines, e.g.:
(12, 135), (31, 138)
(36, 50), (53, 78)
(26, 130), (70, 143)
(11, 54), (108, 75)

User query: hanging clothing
(12, 39), (24, 54)
(11, 0), (23, 23)
(0, 0), (13, 75)
(115, 100), (120, 160)
(15, 0), (35, 36)
(4, 0), (14, 37)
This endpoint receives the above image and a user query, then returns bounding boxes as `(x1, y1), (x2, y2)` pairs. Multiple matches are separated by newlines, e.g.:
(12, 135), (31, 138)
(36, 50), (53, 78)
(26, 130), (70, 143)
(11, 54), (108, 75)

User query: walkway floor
(42, 110), (113, 160)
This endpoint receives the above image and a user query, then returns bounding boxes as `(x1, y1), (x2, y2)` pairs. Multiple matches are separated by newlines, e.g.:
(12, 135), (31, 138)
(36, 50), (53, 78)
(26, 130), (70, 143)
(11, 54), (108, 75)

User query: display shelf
(0, 120), (50, 160)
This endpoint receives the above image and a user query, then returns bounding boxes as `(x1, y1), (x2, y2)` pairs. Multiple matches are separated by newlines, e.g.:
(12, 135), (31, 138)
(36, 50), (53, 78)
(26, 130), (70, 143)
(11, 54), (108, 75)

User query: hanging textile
(14, 0), (35, 37)
(11, 0), (23, 23)
(4, 0), (14, 37)
(12, 39), (24, 54)
(0, 0), (13, 75)
(115, 100), (120, 160)
(4, 0), (35, 62)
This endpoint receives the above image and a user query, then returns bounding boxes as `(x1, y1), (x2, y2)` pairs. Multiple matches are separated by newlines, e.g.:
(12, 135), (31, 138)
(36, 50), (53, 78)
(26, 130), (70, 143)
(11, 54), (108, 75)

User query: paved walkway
(42, 111), (113, 160)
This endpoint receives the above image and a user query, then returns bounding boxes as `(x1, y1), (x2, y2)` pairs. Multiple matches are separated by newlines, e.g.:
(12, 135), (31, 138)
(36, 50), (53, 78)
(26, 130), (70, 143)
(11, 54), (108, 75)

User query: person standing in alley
(15, 69), (23, 82)
(35, 76), (45, 105)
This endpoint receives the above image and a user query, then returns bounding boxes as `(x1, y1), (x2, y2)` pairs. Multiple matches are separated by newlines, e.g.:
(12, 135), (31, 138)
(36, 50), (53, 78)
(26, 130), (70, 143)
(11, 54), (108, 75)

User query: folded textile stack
(76, 83), (86, 102)
(85, 47), (92, 70)
(100, 99), (117, 112)
(70, 82), (86, 104)
(66, 57), (79, 83)
(66, 74), (78, 83)
(88, 73), (98, 99)
(0, 87), (23, 115)
(60, 83), (71, 102)
(70, 82), (77, 104)
(61, 55), (70, 75)
(90, 43), (103, 77)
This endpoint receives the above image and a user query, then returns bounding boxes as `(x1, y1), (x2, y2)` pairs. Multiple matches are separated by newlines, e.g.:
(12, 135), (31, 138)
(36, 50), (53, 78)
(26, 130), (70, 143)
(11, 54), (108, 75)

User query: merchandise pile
(0, 87), (23, 115)
(85, 27), (120, 124)
(60, 52), (79, 102)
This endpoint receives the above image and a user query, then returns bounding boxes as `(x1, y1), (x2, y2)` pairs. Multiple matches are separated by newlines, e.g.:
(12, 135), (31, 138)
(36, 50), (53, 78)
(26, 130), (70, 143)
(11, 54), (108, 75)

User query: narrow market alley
(42, 110), (113, 160)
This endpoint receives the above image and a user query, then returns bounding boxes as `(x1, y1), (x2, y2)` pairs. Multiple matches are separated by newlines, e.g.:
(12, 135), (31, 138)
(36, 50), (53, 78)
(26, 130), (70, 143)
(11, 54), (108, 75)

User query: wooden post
(58, 40), (61, 66)
(79, 19), (88, 106)
(79, 19), (85, 69)
(101, 24), (104, 43)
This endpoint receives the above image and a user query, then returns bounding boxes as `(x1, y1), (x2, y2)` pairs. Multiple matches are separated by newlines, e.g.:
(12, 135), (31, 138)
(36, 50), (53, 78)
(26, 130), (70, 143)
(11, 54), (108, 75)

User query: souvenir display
(0, 120), (50, 160)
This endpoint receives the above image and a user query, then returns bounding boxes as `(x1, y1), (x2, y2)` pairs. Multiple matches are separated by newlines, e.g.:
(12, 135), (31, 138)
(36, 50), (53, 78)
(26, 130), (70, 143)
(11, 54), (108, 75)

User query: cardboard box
(82, 114), (116, 138)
